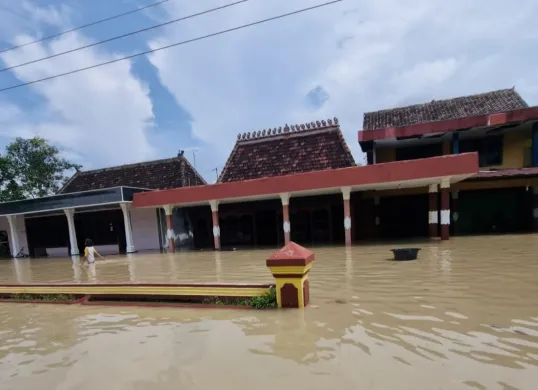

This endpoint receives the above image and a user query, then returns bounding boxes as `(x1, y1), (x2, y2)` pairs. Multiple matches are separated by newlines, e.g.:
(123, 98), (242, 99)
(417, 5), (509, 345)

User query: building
(359, 88), (538, 238)
(134, 119), (477, 250)
(10, 88), (532, 257)
(0, 154), (205, 258)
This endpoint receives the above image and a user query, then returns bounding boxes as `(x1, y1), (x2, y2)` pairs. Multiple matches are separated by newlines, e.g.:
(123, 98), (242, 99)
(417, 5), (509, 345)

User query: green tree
(0, 137), (81, 201)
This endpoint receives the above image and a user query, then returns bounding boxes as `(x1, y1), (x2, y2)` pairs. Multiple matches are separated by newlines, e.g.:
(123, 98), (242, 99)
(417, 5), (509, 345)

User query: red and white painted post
(440, 180), (450, 240)
(280, 193), (291, 245)
(428, 184), (438, 238)
(163, 205), (175, 253)
(341, 187), (352, 246)
(209, 200), (221, 250)
(451, 190), (459, 235)
(533, 186), (538, 232)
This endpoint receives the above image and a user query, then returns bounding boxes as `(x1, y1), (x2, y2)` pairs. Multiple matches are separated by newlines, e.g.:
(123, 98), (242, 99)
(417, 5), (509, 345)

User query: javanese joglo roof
(133, 153), (478, 209)
(359, 106), (538, 144)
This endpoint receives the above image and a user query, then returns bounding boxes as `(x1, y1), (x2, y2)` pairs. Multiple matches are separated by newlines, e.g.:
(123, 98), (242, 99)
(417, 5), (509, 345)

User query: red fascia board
(133, 153), (478, 208)
(358, 106), (538, 142)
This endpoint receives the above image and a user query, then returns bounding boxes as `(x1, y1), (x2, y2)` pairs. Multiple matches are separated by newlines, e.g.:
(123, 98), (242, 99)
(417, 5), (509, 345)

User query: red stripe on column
(343, 198), (351, 247)
(440, 189), (450, 240)
(166, 214), (175, 253)
(212, 210), (220, 250)
(282, 204), (290, 244)
(428, 190), (438, 238)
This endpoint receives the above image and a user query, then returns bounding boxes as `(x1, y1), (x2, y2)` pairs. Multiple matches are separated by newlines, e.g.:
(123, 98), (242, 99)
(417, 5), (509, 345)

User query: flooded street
(0, 235), (538, 389)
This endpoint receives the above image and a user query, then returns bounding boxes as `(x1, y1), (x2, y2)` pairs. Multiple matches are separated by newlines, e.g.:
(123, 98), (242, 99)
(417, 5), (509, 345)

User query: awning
(133, 153), (478, 208)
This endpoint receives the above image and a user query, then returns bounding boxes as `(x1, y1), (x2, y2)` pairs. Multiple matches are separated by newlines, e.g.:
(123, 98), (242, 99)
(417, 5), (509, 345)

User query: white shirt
(85, 246), (97, 263)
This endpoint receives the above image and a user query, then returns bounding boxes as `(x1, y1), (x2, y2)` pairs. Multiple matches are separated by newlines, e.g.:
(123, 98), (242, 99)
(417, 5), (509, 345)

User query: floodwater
(0, 236), (538, 390)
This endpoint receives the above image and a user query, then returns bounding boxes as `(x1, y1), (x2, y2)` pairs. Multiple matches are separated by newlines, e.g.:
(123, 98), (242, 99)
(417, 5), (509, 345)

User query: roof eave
(358, 106), (538, 144)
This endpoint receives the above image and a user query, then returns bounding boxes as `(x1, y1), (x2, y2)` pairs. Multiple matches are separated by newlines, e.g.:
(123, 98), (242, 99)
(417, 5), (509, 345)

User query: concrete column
(6, 215), (20, 258)
(64, 208), (79, 255)
(120, 203), (136, 253)
(440, 179), (450, 240)
(532, 186), (538, 232)
(342, 187), (352, 246)
(209, 200), (220, 250)
(163, 205), (175, 253)
(428, 184), (439, 238)
(451, 191), (459, 235)
(280, 193), (291, 244)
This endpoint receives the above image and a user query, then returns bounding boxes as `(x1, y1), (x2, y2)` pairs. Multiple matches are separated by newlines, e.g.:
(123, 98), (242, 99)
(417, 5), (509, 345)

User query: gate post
(266, 242), (314, 309)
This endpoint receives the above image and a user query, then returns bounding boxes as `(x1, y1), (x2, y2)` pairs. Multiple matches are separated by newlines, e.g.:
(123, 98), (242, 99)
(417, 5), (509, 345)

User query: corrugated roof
(363, 88), (529, 131)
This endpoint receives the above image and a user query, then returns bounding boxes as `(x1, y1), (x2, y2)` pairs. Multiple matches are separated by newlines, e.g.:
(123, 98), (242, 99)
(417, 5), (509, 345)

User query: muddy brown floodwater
(0, 235), (538, 389)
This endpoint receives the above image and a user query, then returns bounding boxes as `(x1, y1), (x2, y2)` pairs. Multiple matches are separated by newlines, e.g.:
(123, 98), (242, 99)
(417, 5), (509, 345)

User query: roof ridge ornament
(237, 117), (339, 141)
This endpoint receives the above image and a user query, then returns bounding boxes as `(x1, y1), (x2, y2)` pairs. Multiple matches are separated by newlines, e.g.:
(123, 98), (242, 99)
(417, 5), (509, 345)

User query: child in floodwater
(82, 238), (105, 264)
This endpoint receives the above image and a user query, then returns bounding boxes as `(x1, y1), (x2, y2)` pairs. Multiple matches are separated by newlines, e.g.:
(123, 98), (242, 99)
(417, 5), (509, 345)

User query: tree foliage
(0, 137), (81, 202)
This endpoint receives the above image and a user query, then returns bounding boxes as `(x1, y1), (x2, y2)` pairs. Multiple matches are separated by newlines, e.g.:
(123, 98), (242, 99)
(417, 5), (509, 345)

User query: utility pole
(213, 167), (219, 182)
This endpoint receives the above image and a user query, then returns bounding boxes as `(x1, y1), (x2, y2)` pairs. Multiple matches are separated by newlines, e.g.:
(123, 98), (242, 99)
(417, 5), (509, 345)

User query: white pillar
(6, 215), (20, 258)
(280, 193), (291, 244)
(64, 208), (80, 256)
(120, 203), (136, 253)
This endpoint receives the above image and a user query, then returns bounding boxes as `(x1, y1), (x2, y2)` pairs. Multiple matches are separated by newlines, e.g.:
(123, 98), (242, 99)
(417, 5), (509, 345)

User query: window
(395, 143), (443, 161)
(460, 135), (503, 167)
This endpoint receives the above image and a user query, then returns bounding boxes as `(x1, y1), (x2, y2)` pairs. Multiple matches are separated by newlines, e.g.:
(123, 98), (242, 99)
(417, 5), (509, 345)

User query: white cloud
(1, 0), (538, 180)
(0, 1), (156, 169)
(149, 0), (538, 173)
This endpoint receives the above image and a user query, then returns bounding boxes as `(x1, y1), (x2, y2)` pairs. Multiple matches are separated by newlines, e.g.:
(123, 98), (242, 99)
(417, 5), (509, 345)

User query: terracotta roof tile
(471, 167), (538, 180)
(60, 156), (206, 193)
(363, 89), (529, 131)
(218, 118), (355, 183)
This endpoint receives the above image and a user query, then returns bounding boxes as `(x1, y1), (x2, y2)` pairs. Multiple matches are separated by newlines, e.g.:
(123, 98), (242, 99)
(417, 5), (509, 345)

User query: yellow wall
(492, 129), (533, 169)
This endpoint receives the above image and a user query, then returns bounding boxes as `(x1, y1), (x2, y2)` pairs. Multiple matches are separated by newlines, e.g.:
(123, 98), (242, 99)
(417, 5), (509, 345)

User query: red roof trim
(133, 153), (478, 208)
(358, 106), (538, 143)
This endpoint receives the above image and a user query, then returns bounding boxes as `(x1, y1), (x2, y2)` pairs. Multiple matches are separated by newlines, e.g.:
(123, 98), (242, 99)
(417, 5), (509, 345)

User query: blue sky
(1, 0), (537, 182)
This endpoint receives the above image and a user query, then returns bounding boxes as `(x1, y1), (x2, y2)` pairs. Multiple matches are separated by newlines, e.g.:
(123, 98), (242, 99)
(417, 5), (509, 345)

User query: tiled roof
(218, 118), (355, 183)
(60, 155), (206, 194)
(470, 167), (538, 180)
(363, 88), (529, 131)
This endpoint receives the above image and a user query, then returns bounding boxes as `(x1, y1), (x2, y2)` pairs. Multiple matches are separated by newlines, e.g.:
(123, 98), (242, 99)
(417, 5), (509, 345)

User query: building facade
(359, 88), (538, 238)
(134, 119), (478, 250)
(0, 154), (205, 258)
(5, 88), (535, 257)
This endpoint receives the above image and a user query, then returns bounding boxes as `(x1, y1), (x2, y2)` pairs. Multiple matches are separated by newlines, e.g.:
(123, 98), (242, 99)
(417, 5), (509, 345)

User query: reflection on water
(0, 235), (538, 389)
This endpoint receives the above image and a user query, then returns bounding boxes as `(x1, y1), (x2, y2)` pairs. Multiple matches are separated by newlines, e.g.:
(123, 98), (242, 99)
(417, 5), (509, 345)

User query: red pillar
(533, 186), (538, 232)
(163, 205), (175, 253)
(210, 201), (220, 250)
(428, 184), (438, 238)
(440, 182), (450, 240)
(280, 193), (291, 244)
(451, 191), (459, 235)
(342, 187), (352, 246)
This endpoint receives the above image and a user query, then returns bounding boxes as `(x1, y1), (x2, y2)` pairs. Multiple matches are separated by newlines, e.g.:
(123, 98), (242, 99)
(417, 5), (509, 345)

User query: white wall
(131, 207), (160, 251)
(0, 215), (28, 257)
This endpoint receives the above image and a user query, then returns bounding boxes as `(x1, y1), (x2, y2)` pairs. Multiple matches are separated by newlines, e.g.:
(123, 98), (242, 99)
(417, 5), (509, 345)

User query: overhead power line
(0, 0), (250, 74)
(0, 0), (170, 55)
(0, 0), (342, 93)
